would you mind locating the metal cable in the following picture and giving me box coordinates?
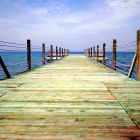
[116,40,137,46]
[117,44,136,48]
[116,64,130,70]
[132,69,137,73]
[0,41,27,45]
[105,64,112,67]
[105,61,112,64]
[0,45,26,48]
[106,46,113,49]
[6,61,27,67]
[31,62,42,65]
[31,62,42,67]
[32,59,42,62]
[131,74,137,77]
[31,45,41,48]
[116,68,128,75]
[11,69,27,76]
[31,61,42,65]
[31,50,42,52]
[0,49,26,52]
[117,49,136,52]
[115,62,131,67]
[7,63,27,70]
[106,61,112,64]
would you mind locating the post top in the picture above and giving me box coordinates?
[137,29,140,34]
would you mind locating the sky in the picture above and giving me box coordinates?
[0,0,140,52]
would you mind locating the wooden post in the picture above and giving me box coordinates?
[0,56,11,78]
[93,46,95,60]
[42,43,45,64]
[128,52,136,78]
[50,45,53,62]
[91,47,92,59]
[112,39,116,70]
[56,46,58,60]
[103,43,105,65]
[27,39,31,70]
[64,49,65,57]
[89,48,90,58]
[59,47,61,58]
[137,29,140,80]
[97,45,99,61]
[62,48,63,58]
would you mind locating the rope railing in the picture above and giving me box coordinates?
[84,29,140,81]
[6,61,27,67]
[0,48,26,51]
[0,39,70,80]
[7,63,27,70]
[0,40,27,45]
[115,40,137,46]
[116,68,128,75]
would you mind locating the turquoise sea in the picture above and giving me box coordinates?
[0,51,137,80]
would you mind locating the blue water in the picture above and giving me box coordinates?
[105,52,136,80]
[0,51,137,80]
[0,51,47,80]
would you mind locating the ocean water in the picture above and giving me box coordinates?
[0,51,137,80]
[0,51,46,80]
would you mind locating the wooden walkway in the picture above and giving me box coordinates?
[0,54,140,140]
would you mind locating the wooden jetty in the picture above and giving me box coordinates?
[0,54,140,139]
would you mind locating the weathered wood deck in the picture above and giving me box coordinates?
[0,54,140,140]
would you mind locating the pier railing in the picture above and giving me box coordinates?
[0,39,69,80]
[85,29,140,81]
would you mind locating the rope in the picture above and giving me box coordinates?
[6,61,27,67]
[0,49,26,51]
[32,59,42,62]
[0,41,27,45]
[117,44,136,48]
[31,50,42,52]
[115,40,137,46]
[115,61,131,67]
[0,45,26,48]
[105,64,112,68]
[7,63,27,70]
[0,75,6,77]
[117,49,136,52]
[11,69,27,76]
[131,74,137,77]
[105,61,112,64]
[116,68,128,75]
[116,64,130,70]
[106,46,113,49]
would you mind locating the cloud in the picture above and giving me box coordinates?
[107,0,140,20]
[0,0,139,51]
[88,32,97,34]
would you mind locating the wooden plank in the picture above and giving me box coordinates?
[0,54,140,139]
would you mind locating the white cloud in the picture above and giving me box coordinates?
[88,32,97,34]
[107,0,140,20]
[0,0,139,51]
